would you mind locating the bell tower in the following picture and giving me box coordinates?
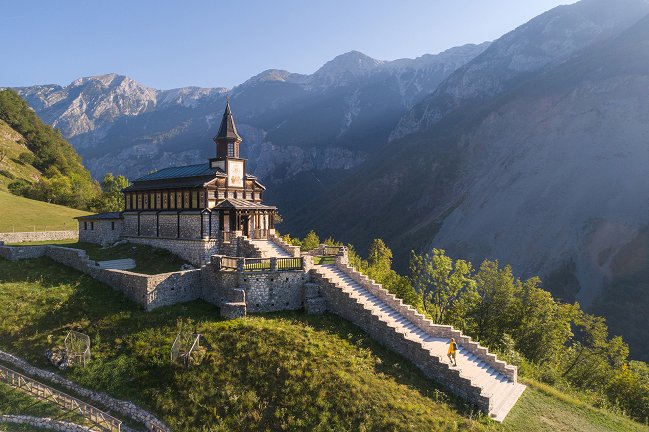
[209,99,246,189]
[213,98,242,158]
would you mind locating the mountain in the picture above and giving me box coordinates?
[390,0,649,140]
[287,0,649,359]
[14,43,489,185]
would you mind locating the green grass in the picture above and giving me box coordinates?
[67,242,189,274]
[503,380,648,432]
[0,257,647,432]
[0,381,88,431]
[0,190,88,233]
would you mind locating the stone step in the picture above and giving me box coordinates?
[313,263,525,421]
[96,258,136,270]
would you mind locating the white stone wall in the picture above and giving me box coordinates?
[0,230,77,243]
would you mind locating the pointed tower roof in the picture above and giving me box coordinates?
[214,98,242,143]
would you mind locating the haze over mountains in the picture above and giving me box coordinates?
[13,0,649,358]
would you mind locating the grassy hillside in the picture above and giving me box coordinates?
[0,190,88,233]
[0,257,646,432]
[0,381,87,432]
[0,90,99,210]
[0,119,41,191]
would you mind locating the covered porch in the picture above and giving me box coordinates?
[208,198,277,240]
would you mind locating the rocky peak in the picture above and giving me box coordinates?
[390,0,649,141]
[310,51,384,88]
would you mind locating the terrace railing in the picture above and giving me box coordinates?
[243,258,272,271]
[211,256,304,273]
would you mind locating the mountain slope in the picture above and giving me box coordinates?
[288,3,649,360]
[15,43,489,184]
[391,0,649,140]
[0,90,99,209]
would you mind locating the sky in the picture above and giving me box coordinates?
[1,0,577,90]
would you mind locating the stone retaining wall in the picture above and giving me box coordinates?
[0,415,94,432]
[0,244,201,311]
[0,230,77,243]
[0,350,168,432]
[334,256,517,381]
[124,236,219,266]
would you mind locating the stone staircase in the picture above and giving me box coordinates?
[96,258,136,270]
[312,263,525,422]
[250,239,292,258]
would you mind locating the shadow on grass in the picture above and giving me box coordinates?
[0,257,488,429]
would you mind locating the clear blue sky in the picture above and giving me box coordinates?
[1,0,576,90]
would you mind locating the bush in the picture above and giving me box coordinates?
[17,152,35,165]
[0,169,15,179]
[8,179,31,196]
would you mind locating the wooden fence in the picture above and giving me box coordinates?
[0,364,122,431]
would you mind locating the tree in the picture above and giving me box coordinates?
[366,239,421,309]
[465,260,517,350]
[17,152,35,165]
[92,173,130,212]
[302,230,320,251]
[409,249,476,326]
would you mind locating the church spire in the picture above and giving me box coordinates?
[214,98,242,144]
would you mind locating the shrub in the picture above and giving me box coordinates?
[17,152,35,165]
[0,169,15,179]
[8,179,31,196]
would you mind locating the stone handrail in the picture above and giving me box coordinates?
[334,256,517,381]
[269,234,301,257]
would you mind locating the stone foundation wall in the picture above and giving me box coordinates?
[179,213,202,239]
[240,271,307,312]
[139,212,157,237]
[78,220,122,246]
[0,230,77,243]
[123,213,139,236]
[158,213,178,238]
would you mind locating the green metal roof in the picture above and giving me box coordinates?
[133,163,220,182]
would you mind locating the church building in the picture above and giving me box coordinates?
[78,101,279,263]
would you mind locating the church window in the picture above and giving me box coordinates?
[111,221,115,230]
[143,194,149,209]
[184,192,190,208]
[228,142,234,157]
[137,194,142,209]
[90,222,94,231]
[163,193,168,209]
[192,191,198,208]
[234,191,238,199]
[177,192,183,209]
[199,191,205,208]
[84,222,87,230]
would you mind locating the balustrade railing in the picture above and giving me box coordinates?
[243,258,272,271]
[212,255,304,272]
[276,257,302,270]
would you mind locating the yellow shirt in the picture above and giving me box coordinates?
[448,342,456,355]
